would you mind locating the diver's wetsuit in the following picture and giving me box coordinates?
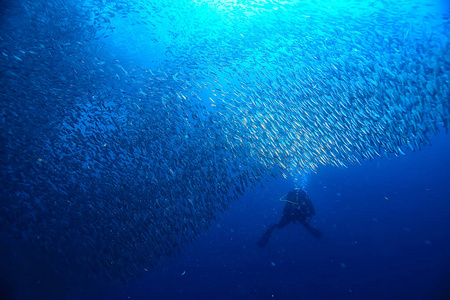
[257,188,323,248]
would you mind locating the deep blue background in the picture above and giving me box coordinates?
[73,133,449,300]
[1,1,449,299]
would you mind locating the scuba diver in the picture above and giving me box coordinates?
[257,188,323,248]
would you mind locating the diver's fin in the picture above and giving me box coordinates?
[303,223,323,239]
[257,226,275,248]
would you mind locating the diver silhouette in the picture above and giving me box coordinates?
[257,188,323,248]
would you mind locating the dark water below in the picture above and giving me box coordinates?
[71,133,450,300]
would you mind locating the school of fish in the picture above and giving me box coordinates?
[0,0,449,283]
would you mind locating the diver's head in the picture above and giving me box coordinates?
[294,188,307,198]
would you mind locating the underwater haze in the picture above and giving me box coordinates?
[1,0,449,299]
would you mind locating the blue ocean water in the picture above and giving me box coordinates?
[1,0,450,299]
[84,133,450,300]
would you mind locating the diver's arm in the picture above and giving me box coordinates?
[305,196,315,216]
